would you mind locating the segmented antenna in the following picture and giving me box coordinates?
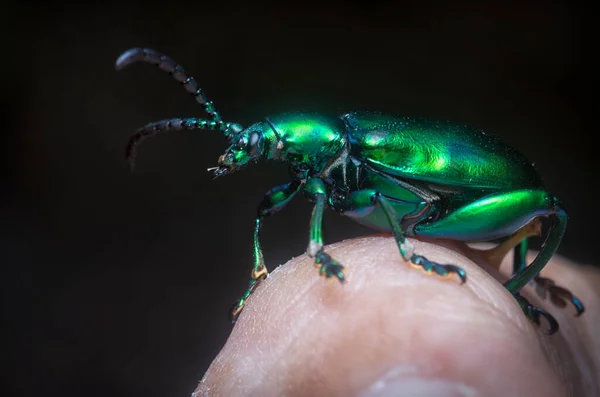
[125,118,242,170]
[116,48,243,169]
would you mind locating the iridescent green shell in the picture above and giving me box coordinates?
[343,112,542,190]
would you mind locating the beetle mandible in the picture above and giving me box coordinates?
[116,48,584,334]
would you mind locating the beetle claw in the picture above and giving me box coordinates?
[513,292,559,334]
[534,276,585,316]
[410,254,467,284]
[315,251,345,283]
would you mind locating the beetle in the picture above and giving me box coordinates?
[116,47,584,334]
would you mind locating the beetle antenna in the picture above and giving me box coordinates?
[116,48,236,136]
[125,118,242,170]
[117,48,245,170]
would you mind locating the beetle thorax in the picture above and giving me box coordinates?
[265,113,347,171]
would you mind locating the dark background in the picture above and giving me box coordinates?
[3,2,594,397]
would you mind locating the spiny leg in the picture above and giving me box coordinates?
[376,194,466,283]
[230,181,302,322]
[305,178,345,281]
[514,239,584,317]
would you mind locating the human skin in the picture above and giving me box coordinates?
[195,236,600,397]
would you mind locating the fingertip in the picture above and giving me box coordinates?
[199,237,582,396]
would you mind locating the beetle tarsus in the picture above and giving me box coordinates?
[410,254,467,284]
[229,301,243,324]
[534,276,585,316]
[229,277,264,324]
[315,251,345,282]
[513,292,559,334]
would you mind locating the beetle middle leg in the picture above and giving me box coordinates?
[230,180,302,322]
[333,187,467,283]
[375,194,467,283]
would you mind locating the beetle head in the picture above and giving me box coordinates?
[213,122,276,178]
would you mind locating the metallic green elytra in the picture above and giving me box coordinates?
[116,48,584,334]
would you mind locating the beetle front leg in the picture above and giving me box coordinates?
[305,178,345,282]
[230,180,302,322]
[375,194,467,284]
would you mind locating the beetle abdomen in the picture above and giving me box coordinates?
[343,112,542,190]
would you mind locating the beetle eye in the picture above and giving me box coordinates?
[249,132,260,147]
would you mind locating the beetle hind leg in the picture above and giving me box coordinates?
[533,276,585,316]
[514,292,559,334]
[513,239,585,317]
[503,201,582,333]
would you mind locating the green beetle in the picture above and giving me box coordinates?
[117,48,584,334]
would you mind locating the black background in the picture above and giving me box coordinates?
[3,2,594,397]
